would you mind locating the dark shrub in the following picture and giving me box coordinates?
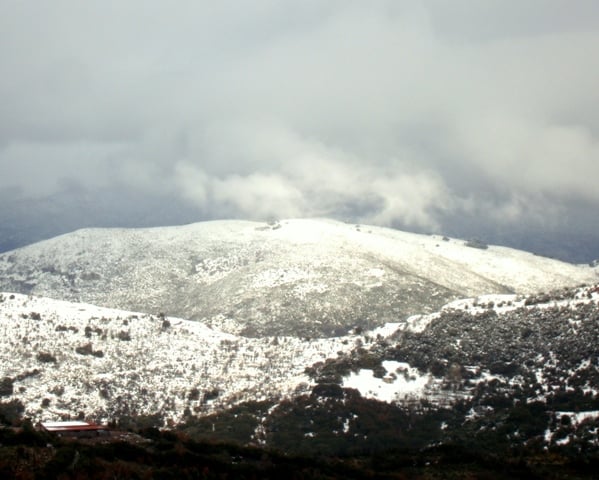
[75,343,94,355]
[465,238,488,249]
[311,383,344,398]
[0,399,24,424]
[37,352,57,363]
[0,377,13,397]
[118,330,131,341]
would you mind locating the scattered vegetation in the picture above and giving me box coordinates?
[36,352,57,364]
[0,405,597,479]
[0,377,13,397]
[0,402,24,427]
[0,279,597,477]
[117,330,132,341]
[74,343,104,357]
[465,238,489,249]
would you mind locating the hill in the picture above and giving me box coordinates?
[0,219,596,337]
[1,284,598,451]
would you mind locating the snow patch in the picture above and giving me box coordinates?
[342,360,430,403]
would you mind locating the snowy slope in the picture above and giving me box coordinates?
[1,284,598,435]
[333,284,599,407]
[0,219,596,337]
[0,293,357,424]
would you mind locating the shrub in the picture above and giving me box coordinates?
[0,377,13,397]
[50,385,65,396]
[0,399,24,425]
[203,388,220,402]
[465,238,488,250]
[117,330,131,341]
[75,343,94,355]
[37,352,57,363]
[76,343,103,357]
[311,383,344,398]
[188,388,200,401]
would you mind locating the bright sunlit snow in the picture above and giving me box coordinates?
[343,361,430,403]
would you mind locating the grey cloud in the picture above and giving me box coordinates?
[1,1,598,258]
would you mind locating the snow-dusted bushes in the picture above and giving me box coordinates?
[36,352,57,364]
[465,238,488,250]
[75,343,104,357]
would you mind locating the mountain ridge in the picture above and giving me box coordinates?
[0,218,596,337]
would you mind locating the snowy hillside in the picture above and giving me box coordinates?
[1,284,597,452]
[0,293,356,424]
[262,284,599,453]
[0,219,596,337]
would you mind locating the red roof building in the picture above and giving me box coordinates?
[39,421,107,437]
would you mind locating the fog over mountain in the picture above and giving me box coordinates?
[1,1,599,262]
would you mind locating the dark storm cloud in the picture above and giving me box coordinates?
[1,0,599,237]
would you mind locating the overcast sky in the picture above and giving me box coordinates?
[1,1,598,256]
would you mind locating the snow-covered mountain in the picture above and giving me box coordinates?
[0,219,596,337]
[1,219,598,461]
[1,284,598,452]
